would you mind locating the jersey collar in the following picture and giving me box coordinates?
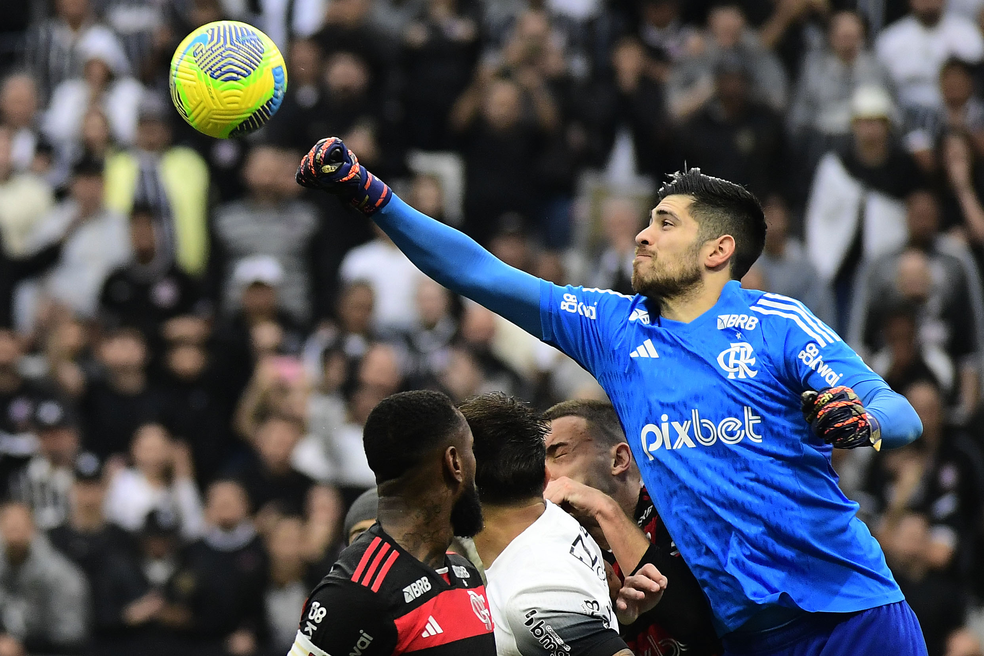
[654,280,742,332]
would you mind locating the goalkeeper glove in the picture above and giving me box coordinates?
[800,386,882,451]
[295,137,392,216]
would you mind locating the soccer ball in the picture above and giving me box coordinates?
[169,21,288,139]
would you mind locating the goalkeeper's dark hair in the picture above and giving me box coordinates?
[657,168,766,279]
[542,400,626,450]
[458,393,548,506]
[363,390,465,485]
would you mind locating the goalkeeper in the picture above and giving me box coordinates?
[297,138,926,656]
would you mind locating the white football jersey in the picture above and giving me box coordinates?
[485,501,622,656]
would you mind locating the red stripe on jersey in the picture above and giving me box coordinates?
[370,551,400,592]
[394,586,494,653]
[351,537,382,583]
[360,543,392,587]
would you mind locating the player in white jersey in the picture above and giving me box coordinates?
[459,393,666,656]
[487,501,618,656]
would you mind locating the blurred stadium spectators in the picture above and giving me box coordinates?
[0,1,983,655]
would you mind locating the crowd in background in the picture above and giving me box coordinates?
[0,0,983,655]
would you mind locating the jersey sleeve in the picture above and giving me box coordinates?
[292,579,398,656]
[539,283,634,376]
[754,293,882,394]
[503,588,627,656]
[753,293,921,448]
[373,195,543,336]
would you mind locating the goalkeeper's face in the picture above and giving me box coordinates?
[632,195,705,300]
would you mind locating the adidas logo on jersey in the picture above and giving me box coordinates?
[421,617,443,638]
[630,339,659,359]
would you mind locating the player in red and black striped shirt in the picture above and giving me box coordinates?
[290,391,495,656]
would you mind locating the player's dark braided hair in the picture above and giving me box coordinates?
[657,167,766,280]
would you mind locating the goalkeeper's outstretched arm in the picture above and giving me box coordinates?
[296,137,545,337]
[373,194,545,338]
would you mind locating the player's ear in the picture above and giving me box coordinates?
[611,443,633,476]
[444,445,465,485]
[705,234,736,270]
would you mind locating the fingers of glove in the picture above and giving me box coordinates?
[818,386,860,407]
[826,385,859,400]
[314,138,347,174]
[815,399,863,424]
[337,150,362,183]
[817,412,869,446]
[811,386,862,422]
[296,150,321,187]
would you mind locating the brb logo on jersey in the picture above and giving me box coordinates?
[717,314,759,330]
[403,576,432,603]
[717,342,758,379]
[640,407,763,459]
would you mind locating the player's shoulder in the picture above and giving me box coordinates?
[523,501,590,547]
[321,525,427,606]
[550,284,647,322]
[445,552,485,588]
[492,503,606,586]
[741,290,843,348]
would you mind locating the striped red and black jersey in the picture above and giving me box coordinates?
[289,523,496,656]
[606,487,722,656]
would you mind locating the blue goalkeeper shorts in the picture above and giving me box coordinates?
[721,601,928,656]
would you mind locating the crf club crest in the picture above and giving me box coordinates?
[469,590,493,630]
[629,623,687,656]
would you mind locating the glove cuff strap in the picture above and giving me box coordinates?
[349,172,392,216]
[866,413,882,452]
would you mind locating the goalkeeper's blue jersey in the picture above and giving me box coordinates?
[539,280,904,634]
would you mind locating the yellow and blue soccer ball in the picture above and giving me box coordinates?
[169,21,288,139]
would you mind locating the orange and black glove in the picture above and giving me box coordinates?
[801,386,882,450]
[295,136,391,215]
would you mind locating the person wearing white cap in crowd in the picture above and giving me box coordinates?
[233,254,287,327]
[804,84,924,329]
[234,253,285,290]
[42,28,145,150]
[211,144,329,326]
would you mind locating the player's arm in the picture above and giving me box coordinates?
[544,477,652,576]
[758,294,922,450]
[295,137,543,336]
[291,581,398,656]
[296,138,629,374]
[507,588,629,656]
